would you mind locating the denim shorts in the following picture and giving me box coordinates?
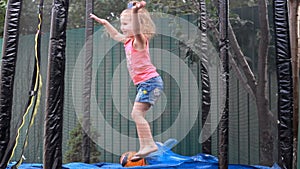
[135,76,164,105]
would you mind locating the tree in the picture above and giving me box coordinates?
[67,0,128,29]
[289,1,300,168]
[64,122,101,163]
[1,0,52,36]
[213,0,275,166]
[0,0,7,38]
[0,0,127,35]
[159,0,276,166]
[256,0,273,165]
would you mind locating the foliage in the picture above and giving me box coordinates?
[229,0,257,8]
[156,1,275,165]
[67,0,196,29]
[68,0,127,29]
[0,0,272,37]
[64,122,101,163]
[0,0,51,36]
[0,0,7,37]
[147,0,196,15]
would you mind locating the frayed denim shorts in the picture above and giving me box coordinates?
[135,76,164,105]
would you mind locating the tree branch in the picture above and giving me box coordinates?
[228,23,257,94]
[229,54,256,98]
[207,19,257,95]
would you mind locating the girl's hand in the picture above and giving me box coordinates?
[132,1,146,12]
[89,13,107,25]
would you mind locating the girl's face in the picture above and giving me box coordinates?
[120,15,134,37]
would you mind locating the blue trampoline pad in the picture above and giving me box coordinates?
[7,140,280,169]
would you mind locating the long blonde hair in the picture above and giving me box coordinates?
[121,4,156,39]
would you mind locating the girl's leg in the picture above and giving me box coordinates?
[131,102,158,160]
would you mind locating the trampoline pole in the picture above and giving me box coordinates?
[273,0,294,168]
[195,0,212,155]
[218,0,229,168]
[43,0,69,169]
[0,0,22,168]
[82,0,94,163]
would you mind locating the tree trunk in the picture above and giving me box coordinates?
[257,0,274,166]
[208,0,276,166]
[289,1,300,168]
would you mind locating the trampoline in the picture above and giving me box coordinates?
[6,140,280,169]
[0,0,297,169]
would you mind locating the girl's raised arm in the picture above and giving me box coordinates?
[132,1,147,50]
[90,13,126,43]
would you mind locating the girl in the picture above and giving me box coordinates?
[90,1,163,161]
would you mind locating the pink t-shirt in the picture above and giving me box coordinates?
[124,39,159,85]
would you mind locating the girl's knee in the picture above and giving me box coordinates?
[131,111,142,121]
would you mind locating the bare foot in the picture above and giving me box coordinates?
[131,145,158,161]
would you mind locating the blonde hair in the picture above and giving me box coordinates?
[121,6,156,39]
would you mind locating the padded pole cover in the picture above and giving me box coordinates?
[43,0,69,168]
[0,0,22,166]
[273,0,293,168]
[82,0,94,163]
[196,0,212,154]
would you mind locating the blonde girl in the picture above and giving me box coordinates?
[90,1,163,161]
